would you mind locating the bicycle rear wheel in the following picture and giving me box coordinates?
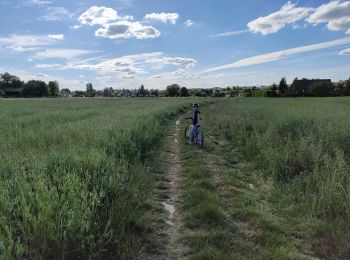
[196,130,204,148]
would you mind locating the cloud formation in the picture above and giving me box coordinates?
[184,19,194,27]
[34,48,94,59]
[79,6,120,26]
[248,1,313,35]
[95,21,160,39]
[40,7,74,21]
[203,37,350,73]
[0,35,57,47]
[48,34,64,40]
[210,29,249,37]
[307,1,350,34]
[144,12,179,24]
[64,52,197,80]
[340,48,350,55]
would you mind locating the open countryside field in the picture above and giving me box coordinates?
[0,98,204,258]
[0,97,349,259]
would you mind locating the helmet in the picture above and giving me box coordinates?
[192,103,199,108]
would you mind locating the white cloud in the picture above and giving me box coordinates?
[203,37,350,73]
[79,6,121,26]
[64,52,197,80]
[210,29,249,37]
[248,1,313,35]
[40,7,74,21]
[184,19,194,27]
[36,63,61,69]
[34,73,49,77]
[144,12,179,24]
[6,46,39,52]
[48,34,64,40]
[146,57,197,69]
[24,0,50,6]
[340,48,350,55]
[307,1,350,34]
[34,49,94,59]
[0,35,58,48]
[95,21,160,39]
[69,25,82,30]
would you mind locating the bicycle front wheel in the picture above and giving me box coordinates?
[184,126,192,140]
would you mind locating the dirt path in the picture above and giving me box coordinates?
[154,117,185,260]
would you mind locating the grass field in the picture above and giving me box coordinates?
[1,97,349,259]
[201,97,350,259]
[0,98,200,259]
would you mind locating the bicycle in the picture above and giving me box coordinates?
[184,117,204,148]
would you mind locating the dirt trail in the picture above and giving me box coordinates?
[154,117,185,260]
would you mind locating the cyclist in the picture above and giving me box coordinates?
[186,103,201,144]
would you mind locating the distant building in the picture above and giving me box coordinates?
[3,88,21,97]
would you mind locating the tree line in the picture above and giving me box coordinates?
[1,72,349,98]
[0,73,59,97]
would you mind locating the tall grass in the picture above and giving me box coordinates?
[205,97,350,257]
[0,98,193,259]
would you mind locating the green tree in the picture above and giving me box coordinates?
[266,84,278,97]
[180,86,189,97]
[0,72,23,90]
[86,83,96,97]
[22,80,49,97]
[48,81,59,96]
[137,84,146,97]
[150,89,159,97]
[278,77,288,97]
[309,82,334,97]
[344,78,350,96]
[165,84,180,97]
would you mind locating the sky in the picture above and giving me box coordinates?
[0,0,350,90]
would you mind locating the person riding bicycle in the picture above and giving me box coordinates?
[186,103,201,144]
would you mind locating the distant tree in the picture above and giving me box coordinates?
[0,89,4,97]
[165,84,180,97]
[137,84,146,97]
[86,83,93,92]
[214,89,225,97]
[266,84,278,97]
[344,78,350,96]
[0,72,23,90]
[180,86,189,97]
[289,77,303,96]
[102,87,114,97]
[278,77,288,97]
[48,81,59,96]
[309,82,334,97]
[60,88,71,97]
[150,89,159,97]
[86,83,96,97]
[73,91,85,97]
[22,80,49,97]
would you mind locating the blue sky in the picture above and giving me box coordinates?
[0,0,349,90]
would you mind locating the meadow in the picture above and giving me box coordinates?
[203,97,350,258]
[0,98,197,259]
[1,97,349,259]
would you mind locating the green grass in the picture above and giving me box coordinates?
[203,97,350,259]
[0,97,200,259]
